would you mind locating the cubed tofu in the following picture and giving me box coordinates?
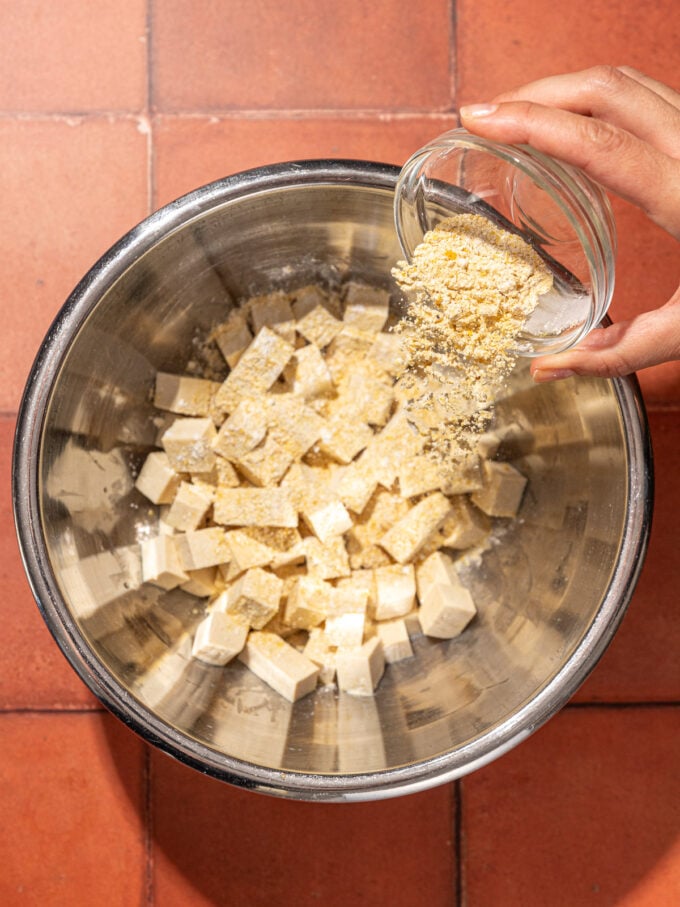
[317,417,373,464]
[379,492,452,564]
[164,481,213,532]
[214,309,253,368]
[335,569,377,617]
[295,303,344,348]
[284,343,334,399]
[283,575,332,630]
[154,372,220,416]
[212,398,268,461]
[303,628,337,684]
[223,529,276,578]
[175,527,230,570]
[300,494,353,544]
[367,331,407,377]
[418,582,477,639]
[266,394,326,459]
[375,618,414,663]
[374,563,416,620]
[334,459,379,514]
[398,453,483,499]
[249,291,296,344]
[135,451,183,505]
[239,631,320,702]
[140,535,188,590]
[335,637,385,696]
[414,550,459,600]
[224,567,282,629]
[325,611,365,648]
[161,417,217,473]
[437,498,491,549]
[471,460,528,518]
[342,282,390,333]
[235,433,294,487]
[214,326,295,412]
[241,526,304,568]
[181,567,219,598]
[214,487,298,528]
[191,611,248,665]
[303,535,350,580]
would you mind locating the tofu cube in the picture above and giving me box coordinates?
[324,326,376,382]
[191,612,248,666]
[212,398,268,461]
[295,303,343,348]
[334,459,378,514]
[284,343,334,399]
[214,326,295,412]
[181,567,219,598]
[225,567,282,629]
[303,628,337,684]
[214,487,298,528]
[283,575,332,630]
[235,433,294,487]
[367,331,407,377]
[249,291,296,344]
[415,550,459,600]
[471,460,528,518]
[437,499,491,549]
[266,395,326,459]
[375,618,414,663]
[335,569,376,617]
[301,495,353,544]
[335,637,385,697]
[141,535,188,590]
[379,492,452,564]
[241,527,304,569]
[224,529,276,577]
[318,418,373,464]
[214,309,253,368]
[374,564,416,620]
[239,631,320,702]
[418,582,477,639]
[325,611,365,648]
[175,527,230,570]
[164,481,213,531]
[135,451,183,505]
[342,282,390,333]
[161,417,217,473]
[303,535,350,580]
[154,372,220,417]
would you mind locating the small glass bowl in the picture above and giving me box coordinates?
[394,128,617,356]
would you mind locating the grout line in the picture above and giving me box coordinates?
[0,108,460,122]
[143,745,155,906]
[0,705,106,715]
[450,0,459,118]
[454,780,464,907]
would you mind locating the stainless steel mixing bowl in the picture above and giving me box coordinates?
[13,161,652,801]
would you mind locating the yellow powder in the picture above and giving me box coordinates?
[391,213,553,455]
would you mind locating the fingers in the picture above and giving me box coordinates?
[459,100,680,236]
[487,65,680,158]
[530,287,680,380]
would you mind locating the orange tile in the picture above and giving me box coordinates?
[608,200,680,405]
[151,751,455,906]
[463,707,680,906]
[0,117,149,413]
[0,0,147,112]
[152,113,457,207]
[1,416,98,709]
[457,0,680,104]
[0,711,147,905]
[151,0,452,111]
[575,410,680,702]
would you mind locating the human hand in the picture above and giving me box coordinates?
[459,65,680,381]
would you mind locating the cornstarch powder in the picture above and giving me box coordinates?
[391,213,554,455]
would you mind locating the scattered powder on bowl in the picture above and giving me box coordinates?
[391,213,554,456]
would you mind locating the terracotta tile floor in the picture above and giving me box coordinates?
[2,2,679,904]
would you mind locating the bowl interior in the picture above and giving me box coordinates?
[25,166,646,798]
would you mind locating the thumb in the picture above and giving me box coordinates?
[530,287,680,381]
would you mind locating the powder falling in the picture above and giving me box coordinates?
[391,214,554,456]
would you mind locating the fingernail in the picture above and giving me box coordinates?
[532,368,577,383]
[459,103,498,118]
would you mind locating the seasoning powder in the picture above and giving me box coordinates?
[391,214,553,456]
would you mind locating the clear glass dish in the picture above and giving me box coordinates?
[394,128,617,356]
